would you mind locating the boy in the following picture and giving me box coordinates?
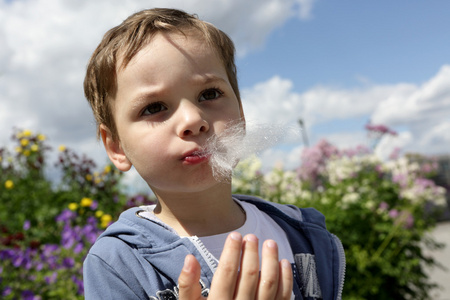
[83,8,345,300]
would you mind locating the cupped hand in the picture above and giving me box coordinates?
[177,232,293,299]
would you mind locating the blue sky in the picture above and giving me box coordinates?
[239,1,450,89]
[1,0,449,190]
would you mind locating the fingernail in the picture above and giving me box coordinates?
[244,234,258,243]
[183,255,192,272]
[266,240,277,248]
[229,232,241,241]
[282,259,291,269]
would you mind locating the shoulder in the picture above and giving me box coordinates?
[233,194,326,229]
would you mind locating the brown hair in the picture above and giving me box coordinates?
[84,8,241,141]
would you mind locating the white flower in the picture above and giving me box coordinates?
[341,192,360,209]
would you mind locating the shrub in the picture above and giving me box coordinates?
[0,129,133,298]
[233,141,447,300]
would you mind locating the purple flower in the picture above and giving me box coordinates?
[61,226,76,249]
[45,272,58,284]
[392,173,408,188]
[35,262,44,271]
[12,252,24,267]
[389,147,401,160]
[85,231,99,244]
[73,243,84,254]
[42,244,59,257]
[63,257,75,268]
[404,214,414,229]
[23,220,31,231]
[379,202,389,211]
[82,224,95,235]
[414,178,435,192]
[389,209,399,218]
[56,209,76,223]
[2,286,12,296]
[72,275,84,295]
[365,123,397,136]
[21,290,37,300]
[87,216,97,225]
[297,139,340,185]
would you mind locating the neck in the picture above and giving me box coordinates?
[151,182,245,237]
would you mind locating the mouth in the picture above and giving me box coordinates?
[181,149,211,164]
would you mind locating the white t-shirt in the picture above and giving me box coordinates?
[199,200,295,265]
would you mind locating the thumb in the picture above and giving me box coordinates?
[178,255,204,300]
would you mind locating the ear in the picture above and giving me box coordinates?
[100,124,132,172]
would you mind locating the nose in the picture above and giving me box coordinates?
[176,101,209,138]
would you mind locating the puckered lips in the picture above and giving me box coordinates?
[181,148,211,165]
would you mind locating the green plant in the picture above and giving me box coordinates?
[232,141,447,300]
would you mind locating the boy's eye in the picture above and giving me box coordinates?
[199,88,223,101]
[142,102,167,115]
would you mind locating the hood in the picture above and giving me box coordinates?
[98,206,180,249]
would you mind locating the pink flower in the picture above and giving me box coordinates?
[389,209,399,218]
[379,202,389,211]
[404,213,414,229]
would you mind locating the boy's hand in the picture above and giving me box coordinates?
[178,232,293,299]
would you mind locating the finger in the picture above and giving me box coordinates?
[234,234,260,299]
[208,232,243,298]
[178,255,203,300]
[257,240,279,300]
[275,259,293,300]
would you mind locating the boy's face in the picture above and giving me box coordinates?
[102,31,243,195]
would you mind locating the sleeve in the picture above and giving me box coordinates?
[83,253,143,300]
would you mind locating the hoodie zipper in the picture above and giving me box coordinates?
[332,234,346,300]
[187,236,219,273]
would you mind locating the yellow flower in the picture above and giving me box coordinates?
[94,177,102,184]
[20,139,29,147]
[101,214,113,228]
[95,210,104,218]
[0,156,2,162]
[23,150,31,157]
[68,203,78,211]
[22,130,32,137]
[30,144,39,152]
[5,180,14,189]
[58,145,66,152]
[15,146,22,153]
[80,197,93,207]
[104,165,112,174]
[37,134,46,141]
[85,174,93,181]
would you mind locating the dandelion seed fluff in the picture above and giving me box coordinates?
[204,120,300,181]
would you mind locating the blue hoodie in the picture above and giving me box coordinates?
[83,195,345,299]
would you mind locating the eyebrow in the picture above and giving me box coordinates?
[194,73,228,86]
[130,90,160,110]
[130,73,229,109]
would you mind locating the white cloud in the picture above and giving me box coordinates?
[295,0,317,19]
[258,144,304,172]
[374,131,413,160]
[241,75,400,135]
[241,65,450,168]
[242,76,303,126]
[372,65,450,128]
[321,131,369,150]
